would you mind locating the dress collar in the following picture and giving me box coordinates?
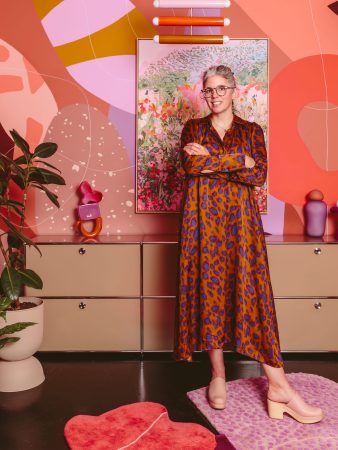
[203,113,246,128]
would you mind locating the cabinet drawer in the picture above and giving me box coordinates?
[143,298,176,351]
[143,244,178,296]
[267,244,337,296]
[26,244,140,297]
[39,298,140,351]
[275,298,338,351]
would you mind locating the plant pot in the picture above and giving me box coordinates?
[0,297,45,392]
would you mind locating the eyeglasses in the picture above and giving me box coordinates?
[200,85,235,98]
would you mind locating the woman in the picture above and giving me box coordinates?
[174,65,322,423]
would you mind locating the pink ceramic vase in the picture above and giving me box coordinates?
[304,201,327,237]
[304,190,327,237]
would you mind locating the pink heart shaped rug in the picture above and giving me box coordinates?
[64,401,232,449]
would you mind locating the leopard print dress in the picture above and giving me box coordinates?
[174,114,283,368]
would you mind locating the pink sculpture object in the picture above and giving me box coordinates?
[78,181,103,204]
[76,181,103,238]
[78,203,101,221]
[304,190,327,237]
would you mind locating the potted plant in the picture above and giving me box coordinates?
[0,129,65,391]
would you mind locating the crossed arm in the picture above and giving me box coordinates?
[180,120,267,188]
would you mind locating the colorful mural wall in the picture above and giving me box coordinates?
[0,0,337,236]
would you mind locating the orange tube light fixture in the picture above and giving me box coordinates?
[153,16,230,26]
[153,35,229,44]
[153,0,231,7]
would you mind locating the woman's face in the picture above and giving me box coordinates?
[203,75,235,115]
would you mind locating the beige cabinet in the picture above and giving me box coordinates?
[267,243,337,297]
[26,243,140,297]
[40,298,140,351]
[141,236,338,353]
[143,298,176,351]
[267,238,338,352]
[25,235,338,353]
[142,239,177,351]
[25,236,142,351]
[143,243,178,296]
[275,298,338,351]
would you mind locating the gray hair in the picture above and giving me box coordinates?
[202,65,236,88]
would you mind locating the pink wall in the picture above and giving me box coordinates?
[0,0,337,236]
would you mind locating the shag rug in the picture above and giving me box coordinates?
[187,372,338,450]
[64,401,233,449]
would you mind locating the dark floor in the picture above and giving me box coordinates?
[0,352,337,450]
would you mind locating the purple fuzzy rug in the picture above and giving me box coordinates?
[187,373,338,450]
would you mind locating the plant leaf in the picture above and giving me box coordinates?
[0,267,22,301]
[0,157,6,172]
[7,231,22,249]
[11,174,25,189]
[17,269,43,290]
[28,167,65,185]
[33,142,57,158]
[0,216,42,256]
[0,337,20,349]
[1,199,25,218]
[9,251,24,268]
[14,155,29,165]
[35,160,61,173]
[9,129,31,158]
[0,179,8,196]
[0,297,12,312]
[2,199,24,208]
[0,157,9,194]
[31,183,60,208]
[0,152,26,176]
[0,321,36,337]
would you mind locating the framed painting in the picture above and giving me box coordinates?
[136,38,269,213]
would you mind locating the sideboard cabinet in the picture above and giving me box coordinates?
[26,236,141,351]
[25,235,338,353]
[266,236,338,351]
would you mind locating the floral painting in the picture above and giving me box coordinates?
[136,39,269,213]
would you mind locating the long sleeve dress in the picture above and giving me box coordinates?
[174,114,284,368]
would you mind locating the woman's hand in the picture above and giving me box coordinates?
[184,143,210,156]
[184,143,213,173]
[245,155,255,168]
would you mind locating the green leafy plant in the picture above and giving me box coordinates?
[0,129,65,349]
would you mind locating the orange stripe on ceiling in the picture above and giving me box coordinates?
[155,16,226,26]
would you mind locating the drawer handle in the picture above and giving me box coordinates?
[313,247,321,255]
[79,247,86,255]
[314,302,322,310]
[79,302,86,310]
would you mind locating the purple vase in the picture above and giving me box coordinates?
[330,204,338,240]
[304,200,327,237]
